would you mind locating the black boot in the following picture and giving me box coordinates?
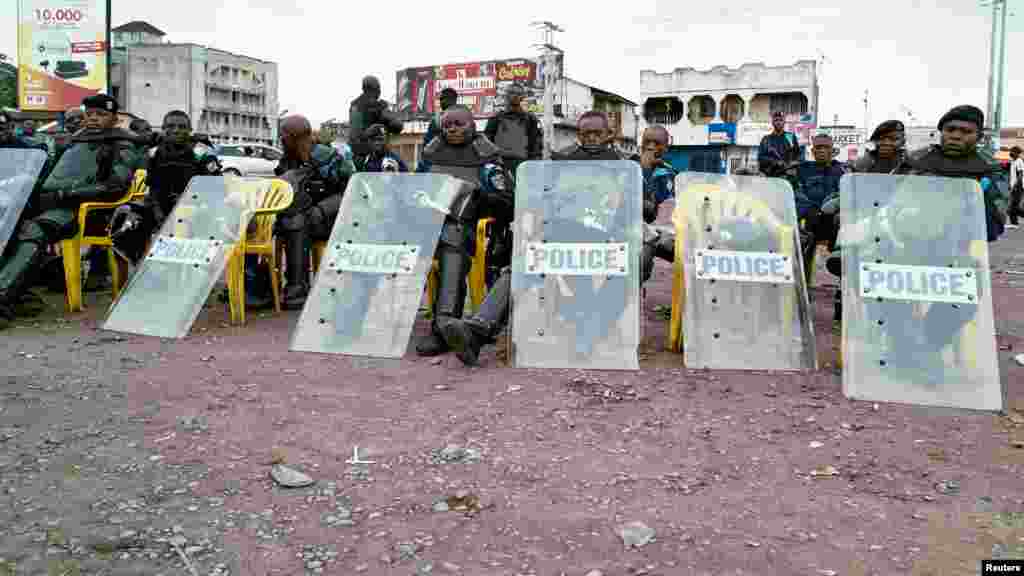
[244,254,273,310]
[0,234,47,328]
[443,269,510,365]
[654,232,675,262]
[417,245,470,356]
[83,247,110,292]
[0,301,14,330]
[282,229,310,310]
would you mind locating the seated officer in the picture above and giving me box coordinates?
[796,133,844,320]
[362,124,409,173]
[442,110,635,366]
[109,110,222,264]
[839,105,1005,381]
[246,114,355,310]
[634,124,678,282]
[0,94,140,329]
[415,105,511,356]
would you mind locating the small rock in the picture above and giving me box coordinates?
[354,564,368,572]
[935,480,961,495]
[1014,353,1024,367]
[442,562,462,572]
[432,501,450,513]
[584,571,604,576]
[809,441,824,449]
[270,465,315,488]
[745,541,761,548]
[618,521,655,548]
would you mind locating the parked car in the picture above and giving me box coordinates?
[214,143,283,176]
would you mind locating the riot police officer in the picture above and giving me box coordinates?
[362,124,409,173]
[349,76,404,169]
[246,114,355,310]
[109,110,222,264]
[0,94,141,329]
[635,125,678,283]
[443,110,632,365]
[484,83,543,178]
[415,105,510,357]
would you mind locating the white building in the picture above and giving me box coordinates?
[639,60,819,173]
[389,75,638,168]
[109,21,280,146]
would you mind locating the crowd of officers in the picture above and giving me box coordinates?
[0,82,1012,369]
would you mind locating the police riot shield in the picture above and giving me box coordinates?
[290,173,461,357]
[510,160,643,370]
[0,148,48,255]
[675,173,816,370]
[103,176,271,339]
[840,174,1002,411]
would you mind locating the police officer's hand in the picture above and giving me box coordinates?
[821,195,840,215]
[109,204,141,234]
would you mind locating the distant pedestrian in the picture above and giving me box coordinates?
[1008,146,1024,228]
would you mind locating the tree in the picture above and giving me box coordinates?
[0,63,16,109]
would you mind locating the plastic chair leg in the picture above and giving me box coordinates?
[226,248,243,325]
[61,238,83,312]
[269,251,281,314]
[426,259,439,310]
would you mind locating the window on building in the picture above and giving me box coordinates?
[643,97,684,125]
[720,95,745,124]
[688,96,716,126]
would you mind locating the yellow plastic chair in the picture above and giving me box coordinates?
[61,169,148,312]
[667,184,796,354]
[425,217,493,313]
[225,178,294,325]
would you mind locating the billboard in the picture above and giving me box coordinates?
[17,0,110,111]
[396,55,563,120]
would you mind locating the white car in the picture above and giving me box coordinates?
[214,143,283,177]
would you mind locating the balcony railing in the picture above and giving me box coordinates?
[205,78,266,94]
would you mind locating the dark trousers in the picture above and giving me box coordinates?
[1010,183,1023,225]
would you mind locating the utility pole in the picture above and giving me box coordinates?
[985,0,1001,136]
[531,21,563,160]
[994,0,1010,137]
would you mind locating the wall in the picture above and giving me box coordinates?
[124,45,194,127]
[639,60,818,147]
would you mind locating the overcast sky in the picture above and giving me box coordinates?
[2,0,1020,131]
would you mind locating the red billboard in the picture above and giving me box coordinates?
[396,57,555,120]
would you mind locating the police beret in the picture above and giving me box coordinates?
[938,105,983,131]
[81,93,118,113]
[869,120,905,141]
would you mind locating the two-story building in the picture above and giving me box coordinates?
[639,60,819,174]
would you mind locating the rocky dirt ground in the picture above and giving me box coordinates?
[1,221,1023,576]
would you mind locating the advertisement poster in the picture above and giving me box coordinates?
[396,56,561,120]
[17,0,109,111]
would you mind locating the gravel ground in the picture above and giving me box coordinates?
[1,213,1022,576]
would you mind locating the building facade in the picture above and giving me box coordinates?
[639,60,819,174]
[109,22,279,146]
